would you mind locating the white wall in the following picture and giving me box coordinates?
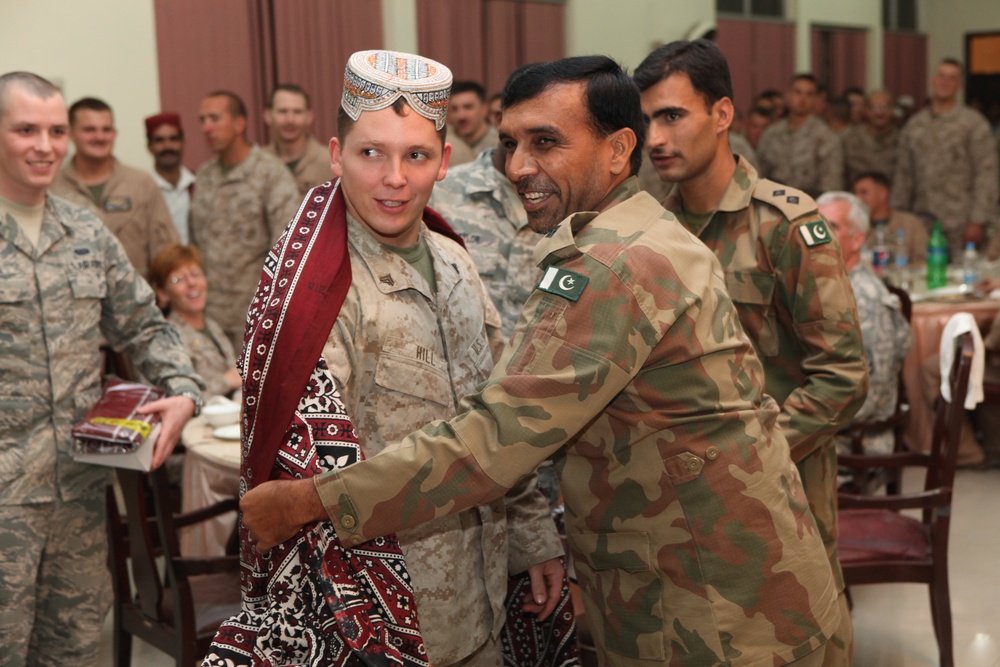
[0,0,162,169]
[925,0,1000,102]
[566,0,714,70]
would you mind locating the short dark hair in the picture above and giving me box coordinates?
[0,72,62,117]
[852,171,891,191]
[790,73,818,89]
[269,83,311,109]
[336,97,447,146]
[502,55,646,176]
[68,97,112,125]
[633,39,734,108]
[205,90,247,119]
[451,80,486,102]
[939,57,964,74]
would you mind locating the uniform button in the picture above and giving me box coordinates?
[349,535,363,546]
[688,460,698,470]
[341,514,356,529]
[705,447,720,460]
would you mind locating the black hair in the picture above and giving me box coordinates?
[633,39,734,108]
[269,83,311,109]
[68,97,112,125]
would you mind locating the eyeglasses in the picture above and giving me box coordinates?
[167,269,205,285]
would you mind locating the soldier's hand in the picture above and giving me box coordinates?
[136,395,196,469]
[242,478,324,552]
[964,222,986,246]
[523,557,566,621]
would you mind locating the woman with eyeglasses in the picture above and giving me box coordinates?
[150,244,242,398]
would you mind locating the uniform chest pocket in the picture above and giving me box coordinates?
[68,270,107,300]
[0,279,33,337]
[463,233,501,277]
[724,269,780,357]
[374,337,452,407]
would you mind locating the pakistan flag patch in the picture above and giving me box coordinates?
[799,220,832,247]
[538,266,588,302]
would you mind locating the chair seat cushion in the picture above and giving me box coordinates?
[838,508,931,563]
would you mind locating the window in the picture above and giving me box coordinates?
[717,0,784,19]
[883,0,918,32]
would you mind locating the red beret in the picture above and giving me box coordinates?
[144,112,182,137]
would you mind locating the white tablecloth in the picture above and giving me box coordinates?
[180,416,241,557]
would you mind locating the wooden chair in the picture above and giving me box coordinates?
[106,466,241,667]
[837,283,913,495]
[837,331,973,667]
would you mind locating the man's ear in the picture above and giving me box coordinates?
[608,128,637,176]
[715,97,734,134]
[329,137,343,177]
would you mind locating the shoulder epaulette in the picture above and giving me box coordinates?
[752,178,819,222]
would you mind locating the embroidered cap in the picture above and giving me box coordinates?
[342,50,452,130]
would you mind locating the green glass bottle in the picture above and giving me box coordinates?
[926,221,948,289]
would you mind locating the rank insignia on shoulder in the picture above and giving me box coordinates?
[799,220,832,247]
[538,266,588,302]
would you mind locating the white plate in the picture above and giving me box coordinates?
[213,424,242,441]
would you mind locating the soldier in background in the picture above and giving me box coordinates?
[635,40,868,665]
[841,90,900,188]
[447,80,498,166]
[51,97,178,279]
[852,171,927,266]
[757,73,844,197]
[262,83,333,196]
[0,71,202,667]
[191,90,300,350]
[893,58,999,259]
[241,55,843,666]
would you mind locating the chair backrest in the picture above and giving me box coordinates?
[884,282,912,323]
[926,331,974,497]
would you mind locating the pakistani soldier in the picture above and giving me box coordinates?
[634,40,869,665]
[0,71,203,667]
[240,55,843,666]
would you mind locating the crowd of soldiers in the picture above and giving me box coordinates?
[2,37,999,667]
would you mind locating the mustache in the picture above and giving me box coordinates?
[649,148,680,158]
[156,150,180,158]
[516,176,557,195]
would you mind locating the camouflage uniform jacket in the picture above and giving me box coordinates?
[189,145,300,347]
[757,115,844,196]
[837,263,911,455]
[316,179,841,666]
[51,158,179,279]
[0,194,201,507]
[321,214,562,665]
[840,123,900,186]
[429,148,540,338]
[663,159,868,595]
[263,136,334,197]
[167,310,236,399]
[448,125,499,167]
[891,104,999,243]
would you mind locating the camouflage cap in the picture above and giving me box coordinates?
[342,50,452,130]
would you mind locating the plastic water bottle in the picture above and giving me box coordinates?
[871,224,890,278]
[962,241,980,287]
[926,221,948,289]
[893,228,910,289]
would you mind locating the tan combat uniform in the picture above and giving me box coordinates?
[840,124,899,186]
[189,145,301,349]
[323,214,562,666]
[448,125,499,166]
[316,179,841,666]
[263,136,334,197]
[167,310,236,399]
[757,115,844,196]
[892,104,999,257]
[51,158,178,279]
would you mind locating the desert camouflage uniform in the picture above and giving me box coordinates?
[51,158,179,279]
[263,136,334,197]
[190,145,300,350]
[834,263,911,456]
[840,124,899,187]
[167,310,236,399]
[449,125,499,167]
[758,115,844,196]
[892,105,999,257]
[321,213,562,666]
[0,195,201,666]
[316,179,841,666]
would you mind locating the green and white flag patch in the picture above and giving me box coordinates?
[538,266,588,302]
[799,220,832,247]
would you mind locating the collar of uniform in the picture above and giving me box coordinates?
[345,209,459,299]
[214,144,262,182]
[662,156,756,236]
[3,194,74,257]
[532,177,640,266]
[60,155,124,191]
[151,165,195,192]
[463,148,530,231]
